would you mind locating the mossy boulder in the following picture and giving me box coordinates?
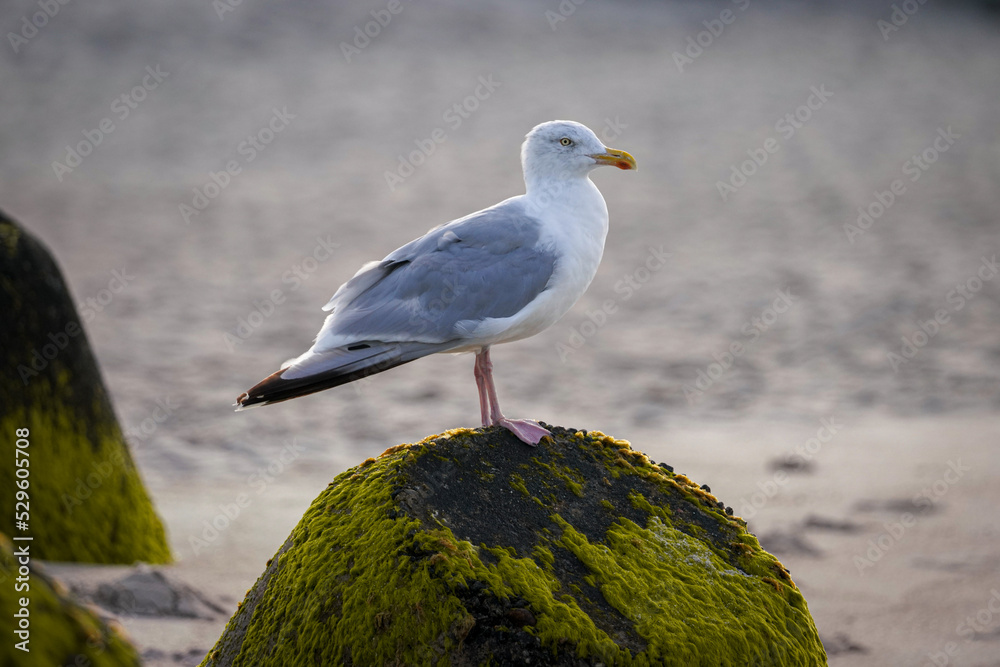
[0,533,141,666]
[0,211,170,564]
[203,426,827,666]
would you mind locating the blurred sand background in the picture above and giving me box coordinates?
[3,0,1000,664]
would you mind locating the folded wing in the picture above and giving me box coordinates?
[236,199,557,408]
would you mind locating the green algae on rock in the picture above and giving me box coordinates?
[0,211,170,564]
[0,533,141,666]
[203,426,827,666]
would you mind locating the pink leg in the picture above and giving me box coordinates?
[474,348,551,446]
[473,351,490,427]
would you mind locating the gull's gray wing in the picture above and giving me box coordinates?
[315,198,557,347]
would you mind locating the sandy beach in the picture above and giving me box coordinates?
[3,0,999,664]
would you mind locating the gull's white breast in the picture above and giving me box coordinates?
[453,177,610,350]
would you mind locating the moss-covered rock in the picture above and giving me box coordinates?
[203,426,827,666]
[0,533,141,666]
[0,211,170,564]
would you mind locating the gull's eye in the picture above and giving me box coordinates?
[559,137,573,146]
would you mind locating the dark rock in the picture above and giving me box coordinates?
[855,497,941,515]
[201,426,827,666]
[0,211,170,564]
[505,607,536,627]
[803,515,863,533]
[78,564,226,619]
[821,632,868,655]
[758,529,825,558]
[0,534,140,665]
[768,455,816,474]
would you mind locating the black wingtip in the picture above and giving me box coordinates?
[235,385,273,410]
[233,341,447,410]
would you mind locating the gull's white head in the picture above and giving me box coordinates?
[521,120,636,190]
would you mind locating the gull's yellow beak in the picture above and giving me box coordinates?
[589,147,637,171]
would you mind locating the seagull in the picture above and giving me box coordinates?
[236,120,636,445]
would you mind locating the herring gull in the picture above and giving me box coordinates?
[236,120,636,445]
